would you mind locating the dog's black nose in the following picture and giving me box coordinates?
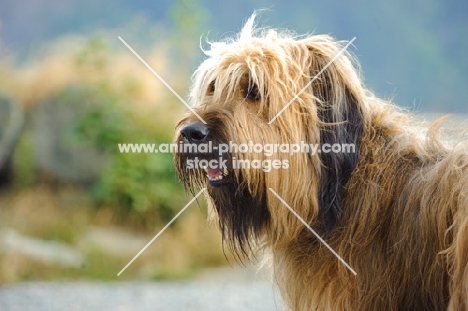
[180,121,209,143]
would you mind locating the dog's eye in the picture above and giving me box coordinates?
[208,80,215,95]
[244,84,261,101]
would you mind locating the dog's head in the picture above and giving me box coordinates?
[174,14,365,257]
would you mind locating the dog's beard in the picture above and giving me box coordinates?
[174,133,271,259]
[207,179,270,259]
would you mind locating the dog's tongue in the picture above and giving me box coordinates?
[207,167,222,178]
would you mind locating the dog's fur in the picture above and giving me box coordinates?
[174,14,468,310]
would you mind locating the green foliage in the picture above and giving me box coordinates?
[71,82,183,224]
[14,133,35,187]
[74,36,109,73]
[93,149,182,221]
[68,84,128,152]
[66,38,184,225]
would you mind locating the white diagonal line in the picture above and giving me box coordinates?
[118,36,206,124]
[117,188,206,276]
[268,37,356,124]
[268,188,357,276]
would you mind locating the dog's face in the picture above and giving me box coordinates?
[174,15,364,257]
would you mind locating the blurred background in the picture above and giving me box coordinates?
[0,0,466,309]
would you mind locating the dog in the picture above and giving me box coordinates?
[174,14,468,310]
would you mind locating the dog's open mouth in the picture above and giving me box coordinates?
[204,166,230,185]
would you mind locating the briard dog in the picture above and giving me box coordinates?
[174,14,468,310]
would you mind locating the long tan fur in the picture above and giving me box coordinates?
[174,14,468,310]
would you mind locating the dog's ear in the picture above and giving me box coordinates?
[317,88,362,232]
[304,37,364,232]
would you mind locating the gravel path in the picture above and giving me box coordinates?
[0,281,283,311]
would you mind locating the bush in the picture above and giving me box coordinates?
[71,81,184,227]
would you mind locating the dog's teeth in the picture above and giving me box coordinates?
[223,168,229,176]
[207,174,224,182]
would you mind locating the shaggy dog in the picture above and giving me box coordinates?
[174,14,468,310]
